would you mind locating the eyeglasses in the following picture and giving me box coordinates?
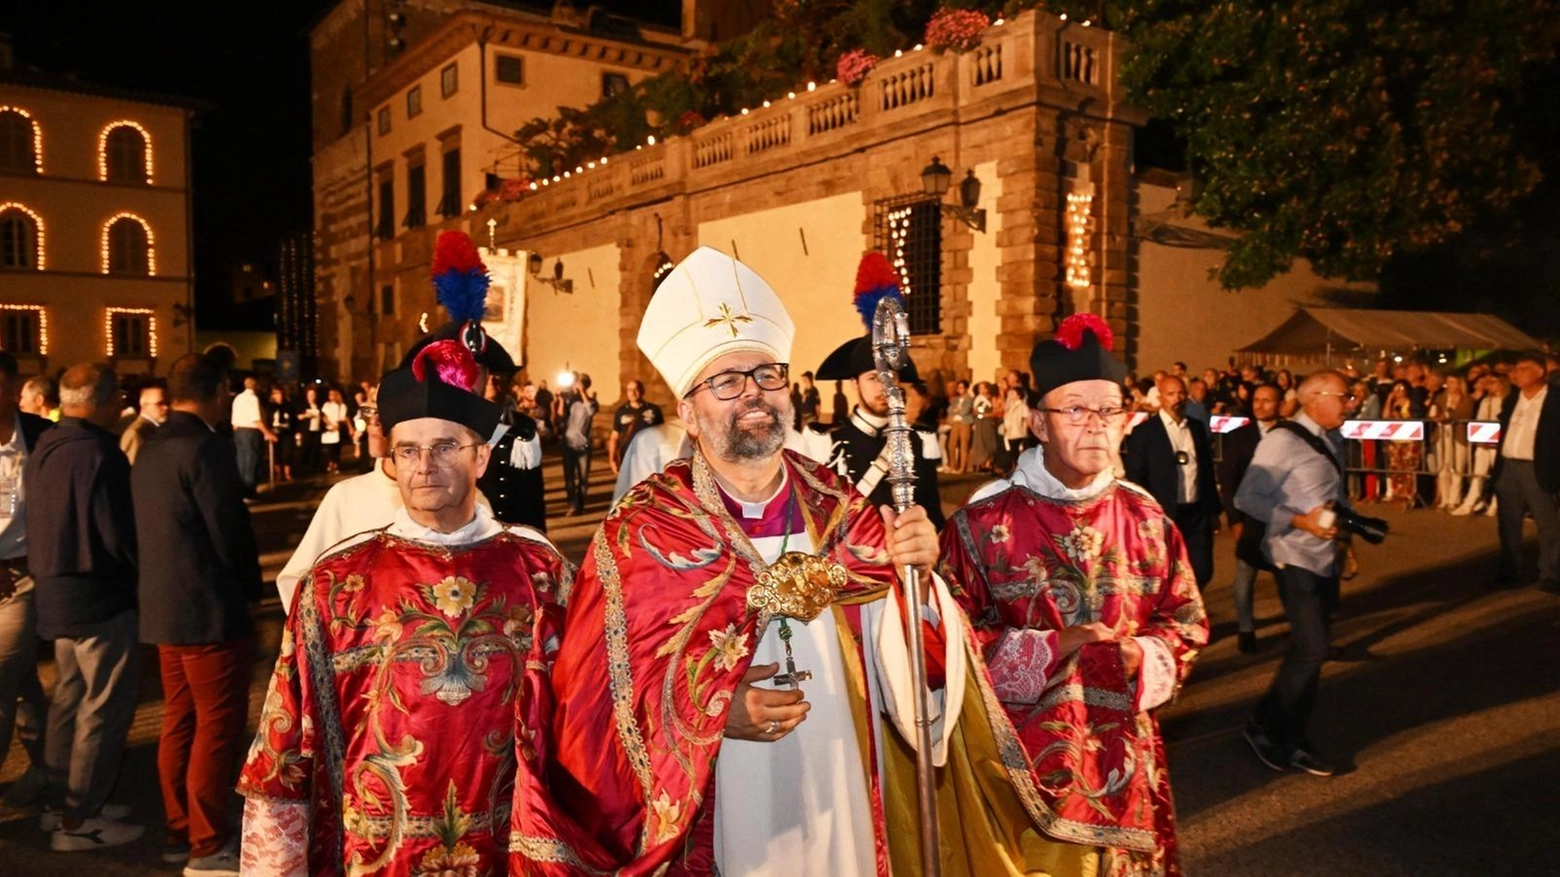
[686,363,789,400]
[1035,405,1128,425]
[359,406,379,420]
[390,441,480,466]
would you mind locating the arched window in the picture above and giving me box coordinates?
[104,214,155,275]
[103,124,151,183]
[0,108,41,174]
[0,203,44,269]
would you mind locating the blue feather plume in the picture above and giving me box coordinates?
[434,267,491,324]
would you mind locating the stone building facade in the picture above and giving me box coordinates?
[470,9,1144,404]
[0,75,196,376]
[315,7,1369,398]
[309,0,689,382]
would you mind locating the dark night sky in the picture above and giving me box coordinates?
[0,1,680,330]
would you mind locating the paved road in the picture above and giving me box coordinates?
[3,458,1556,875]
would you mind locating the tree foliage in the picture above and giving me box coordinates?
[1107,0,1560,288]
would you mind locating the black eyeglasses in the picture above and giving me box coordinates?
[686,363,790,400]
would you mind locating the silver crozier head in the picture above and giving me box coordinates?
[871,296,918,512]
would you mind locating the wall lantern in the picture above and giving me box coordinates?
[920,156,986,233]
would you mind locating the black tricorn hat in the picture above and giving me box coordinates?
[816,335,921,383]
[400,322,517,375]
[1030,313,1129,397]
[380,340,503,439]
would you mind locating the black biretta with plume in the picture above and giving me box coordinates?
[1029,313,1129,397]
[378,231,505,440]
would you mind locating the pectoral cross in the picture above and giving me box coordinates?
[771,617,812,689]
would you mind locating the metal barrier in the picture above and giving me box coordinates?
[1206,418,1500,511]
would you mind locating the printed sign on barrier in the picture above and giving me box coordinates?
[1208,415,1251,434]
[1341,420,1426,442]
[1466,421,1502,445]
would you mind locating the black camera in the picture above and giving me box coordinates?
[1335,504,1388,545]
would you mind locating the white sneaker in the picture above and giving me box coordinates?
[183,843,241,876]
[49,816,145,852]
[40,802,131,832]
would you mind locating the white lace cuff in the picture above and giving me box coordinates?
[1132,636,1178,712]
[987,628,1059,704]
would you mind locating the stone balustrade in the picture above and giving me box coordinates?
[510,10,1118,225]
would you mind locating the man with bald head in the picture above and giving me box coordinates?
[1124,373,1222,587]
[1236,370,1354,777]
[26,364,143,849]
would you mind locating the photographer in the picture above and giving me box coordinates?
[1235,370,1374,778]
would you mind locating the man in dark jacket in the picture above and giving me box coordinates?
[0,351,54,812]
[1493,352,1560,593]
[1125,374,1222,587]
[131,353,261,872]
[25,363,143,850]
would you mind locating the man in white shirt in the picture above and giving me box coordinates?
[1494,353,1560,593]
[228,377,275,498]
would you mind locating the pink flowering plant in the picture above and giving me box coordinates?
[924,7,991,53]
[836,48,879,86]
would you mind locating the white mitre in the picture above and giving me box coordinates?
[636,246,795,397]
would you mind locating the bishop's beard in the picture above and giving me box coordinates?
[699,396,791,462]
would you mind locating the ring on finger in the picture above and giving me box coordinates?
[767,719,779,734]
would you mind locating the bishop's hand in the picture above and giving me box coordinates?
[880,505,938,586]
[725,662,811,742]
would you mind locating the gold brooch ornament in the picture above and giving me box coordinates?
[747,551,846,623]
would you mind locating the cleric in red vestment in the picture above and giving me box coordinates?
[509,247,963,876]
[237,336,573,877]
[936,314,1209,876]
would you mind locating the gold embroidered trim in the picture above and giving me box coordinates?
[594,531,657,822]
[508,835,611,875]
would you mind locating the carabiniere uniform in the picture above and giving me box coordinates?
[480,410,547,532]
[809,334,946,531]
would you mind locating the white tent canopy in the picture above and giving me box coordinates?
[1237,307,1541,359]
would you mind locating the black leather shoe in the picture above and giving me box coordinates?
[1237,631,1258,653]
[1243,722,1289,773]
[1288,747,1336,777]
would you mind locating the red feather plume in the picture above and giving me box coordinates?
[853,251,901,296]
[410,339,482,393]
[1055,313,1114,352]
[432,231,485,276]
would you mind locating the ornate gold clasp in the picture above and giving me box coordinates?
[746,551,846,623]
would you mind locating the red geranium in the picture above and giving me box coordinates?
[836,48,879,86]
[925,7,991,53]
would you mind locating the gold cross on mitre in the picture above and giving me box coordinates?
[703,302,754,338]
